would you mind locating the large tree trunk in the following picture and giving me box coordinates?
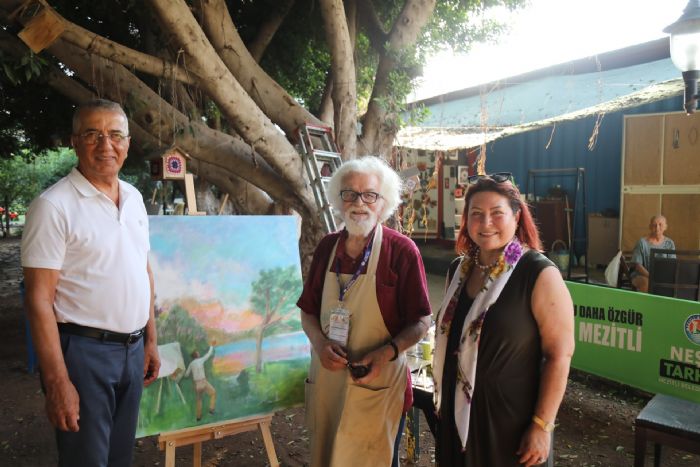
[1,0,448,271]
[359,0,437,158]
[319,0,357,158]
[2,27,325,266]
[2,0,325,249]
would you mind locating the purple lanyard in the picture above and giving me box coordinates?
[336,235,373,302]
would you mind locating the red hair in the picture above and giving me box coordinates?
[455,178,542,255]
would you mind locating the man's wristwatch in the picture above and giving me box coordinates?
[532,415,556,432]
[388,340,399,361]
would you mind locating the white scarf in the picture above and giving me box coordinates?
[432,240,524,449]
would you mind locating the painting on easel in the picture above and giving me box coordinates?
[137,216,309,437]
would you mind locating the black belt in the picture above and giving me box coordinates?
[58,322,145,345]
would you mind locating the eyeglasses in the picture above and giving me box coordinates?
[77,131,130,145]
[340,190,382,204]
[467,172,513,184]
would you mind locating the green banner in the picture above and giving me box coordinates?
[567,282,700,403]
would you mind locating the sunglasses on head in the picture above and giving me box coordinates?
[466,172,513,184]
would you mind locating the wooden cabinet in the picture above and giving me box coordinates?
[588,215,619,267]
[622,113,700,252]
[534,199,569,252]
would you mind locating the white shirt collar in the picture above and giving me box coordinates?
[67,167,128,202]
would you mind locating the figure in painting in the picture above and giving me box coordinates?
[185,341,217,421]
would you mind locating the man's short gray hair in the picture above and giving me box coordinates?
[327,156,403,223]
[72,99,128,134]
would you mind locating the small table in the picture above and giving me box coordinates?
[634,394,700,467]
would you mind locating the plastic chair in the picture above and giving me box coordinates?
[617,255,634,289]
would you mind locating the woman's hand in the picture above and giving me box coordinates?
[516,424,551,466]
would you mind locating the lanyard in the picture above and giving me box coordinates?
[336,233,374,302]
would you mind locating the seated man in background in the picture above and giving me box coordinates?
[630,215,675,292]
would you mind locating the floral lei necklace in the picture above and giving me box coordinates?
[438,237,524,336]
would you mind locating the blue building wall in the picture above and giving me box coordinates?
[480,95,683,254]
[483,95,683,214]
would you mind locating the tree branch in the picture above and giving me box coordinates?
[357,0,388,50]
[247,0,295,63]
[45,37,307,210]
[0,29,275,215]
[317,72,334,123]
[188,158,274,215]
[60,21,197,85]
[2,1,197,85]
[147,0,311,198]
[359,0,437,156]
[196,0,324,134]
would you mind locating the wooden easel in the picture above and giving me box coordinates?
[158,413,279,467]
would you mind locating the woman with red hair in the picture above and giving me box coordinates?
[432,174,575,466]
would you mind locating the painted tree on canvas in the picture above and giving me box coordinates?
[157,305,209,363]
[250,266,303,373]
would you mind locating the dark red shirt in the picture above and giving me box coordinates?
[297,225,432,412]
[297,225,432,331]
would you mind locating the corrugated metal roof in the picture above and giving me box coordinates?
[396,79,683,151]
[412,58,680,128]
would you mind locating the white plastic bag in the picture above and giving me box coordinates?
[604,251,622,287]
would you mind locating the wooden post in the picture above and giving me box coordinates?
[217,193,229,215]
[184,173,206,216]
[158,413,279,467]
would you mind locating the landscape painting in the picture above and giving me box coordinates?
[137,216,309,437]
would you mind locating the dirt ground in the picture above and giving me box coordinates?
[1,235,698,466]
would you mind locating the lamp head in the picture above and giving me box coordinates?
[665,1,700,113]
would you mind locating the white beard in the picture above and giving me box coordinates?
[343,209,378,237]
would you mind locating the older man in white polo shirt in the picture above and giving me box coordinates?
[21,99,160,467]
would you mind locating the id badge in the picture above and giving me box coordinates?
[328,304,350,347]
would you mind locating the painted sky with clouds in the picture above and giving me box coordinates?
[148,216,302,310]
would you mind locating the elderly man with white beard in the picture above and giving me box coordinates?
[297,156,432,467]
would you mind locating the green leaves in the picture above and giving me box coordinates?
[0,51,47,85]
[0,148,77,221]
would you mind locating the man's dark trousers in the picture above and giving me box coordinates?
[54,333,145,467]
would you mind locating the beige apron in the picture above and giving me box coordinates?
[305,226,406,467]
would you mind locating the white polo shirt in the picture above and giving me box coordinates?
[21,168,151,333]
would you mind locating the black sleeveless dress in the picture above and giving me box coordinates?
[437,250,554,466]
